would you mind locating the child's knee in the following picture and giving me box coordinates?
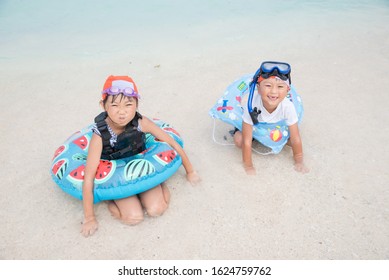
[121,212,144,225]
[233,131,243,148]
[161,184,171,204]
[111,196,144,225]
[145,201,169,217]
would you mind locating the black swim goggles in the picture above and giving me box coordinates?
[254,61,291,84]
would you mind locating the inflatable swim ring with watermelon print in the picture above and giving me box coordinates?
[50,119,183,203]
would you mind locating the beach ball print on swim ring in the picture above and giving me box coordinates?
[270,126,284,142]
[50,119,184,203]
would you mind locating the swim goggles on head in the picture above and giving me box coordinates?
[248,61,292,124]
[256,61,291,83]
[102,86,140,99]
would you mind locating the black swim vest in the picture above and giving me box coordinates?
[94,112,146,160]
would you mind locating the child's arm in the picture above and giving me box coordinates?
[242,121,256,175]
[140,117,200,185]
[81,133,103,237]
[288,123,309,173]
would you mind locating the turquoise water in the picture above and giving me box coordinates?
[1,0,388,64]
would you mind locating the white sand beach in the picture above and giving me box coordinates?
[1,0,389,260]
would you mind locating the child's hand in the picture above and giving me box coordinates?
[294,162,310,174]
[81,216,98,237]
[244,165,256,175]
[186,171,201,186]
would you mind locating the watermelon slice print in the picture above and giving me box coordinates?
[153,149,177,166]
[95,160,116,184]
[72,153,87,161]
[52,159,68,180]
[52,144,68,160]
[72,134,90,151]
[67,165,85,186]
[124,159,155,181]
[67,160,116,185]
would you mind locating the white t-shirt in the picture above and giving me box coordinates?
[242,92,298,126]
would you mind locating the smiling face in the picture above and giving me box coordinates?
[257,77,289,113]
[101,94,138,129]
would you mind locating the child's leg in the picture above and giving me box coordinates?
[161,183,170,204]
[233,131,243,148]
[108,196,144,225]
[139,183,170,217]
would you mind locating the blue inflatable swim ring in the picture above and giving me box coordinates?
[50,119,183,203]
[209,73,304,154]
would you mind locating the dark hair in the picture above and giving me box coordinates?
[102,93,138,106]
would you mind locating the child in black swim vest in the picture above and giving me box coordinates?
[81,75,200,237]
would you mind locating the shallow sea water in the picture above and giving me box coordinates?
[1,0,388,64]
